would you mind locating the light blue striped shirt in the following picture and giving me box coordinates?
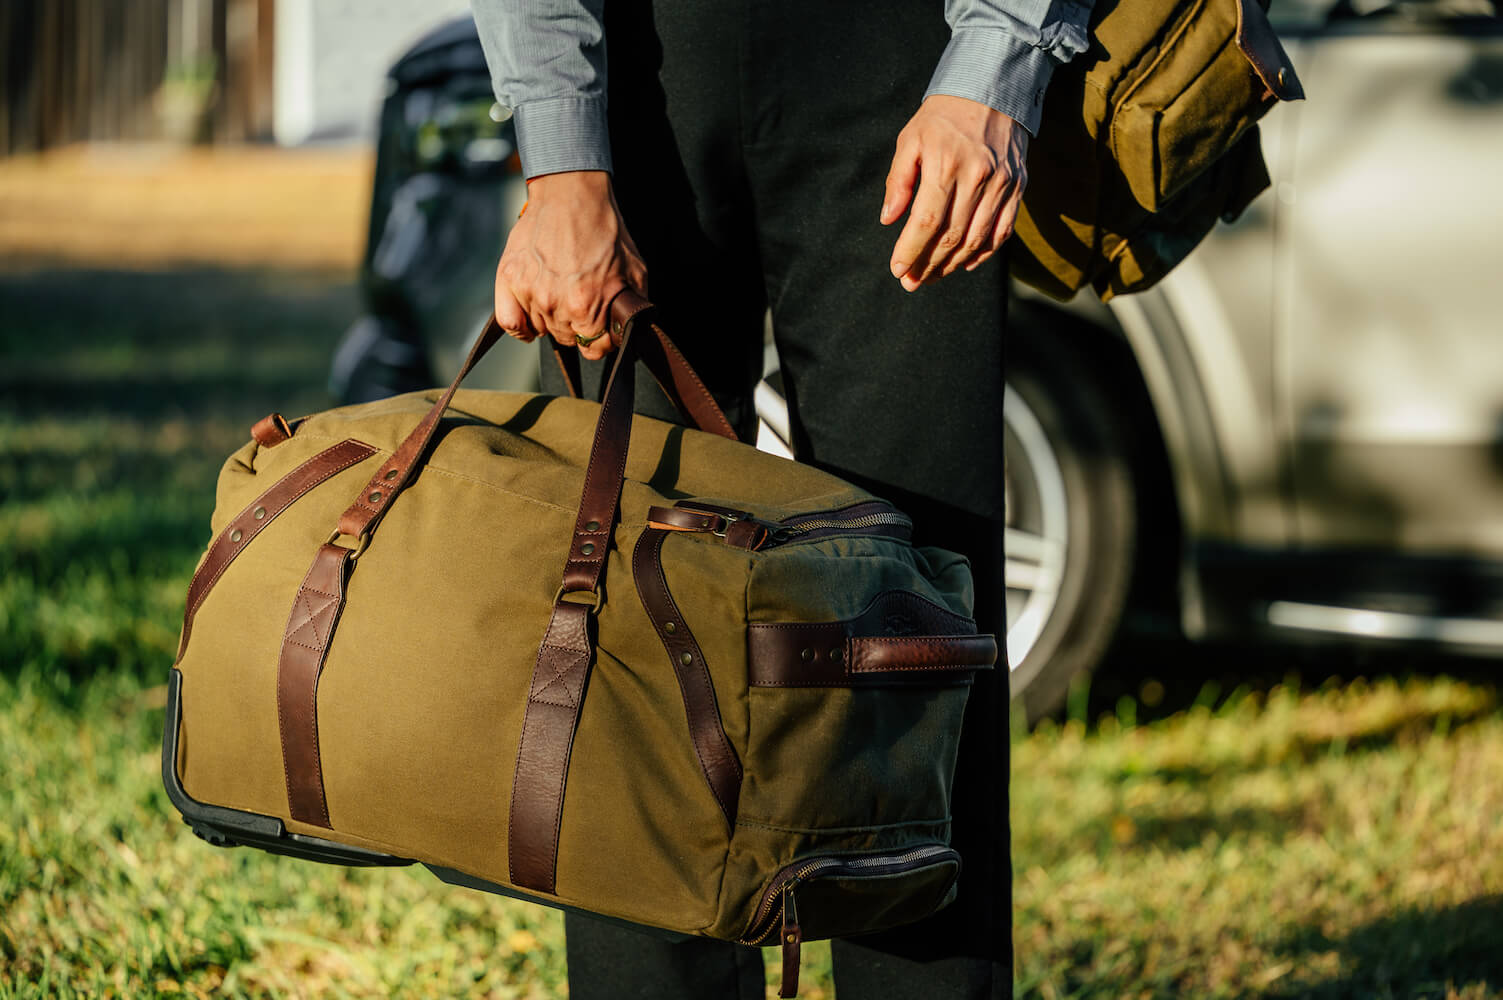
[472,0,1093,179]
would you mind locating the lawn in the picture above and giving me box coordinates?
[4,148,1503,999]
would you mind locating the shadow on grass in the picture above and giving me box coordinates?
[0,266,357,422]
[1121,803,1308,852]
[1060,633,1503,752]
[1265,895,1503,999]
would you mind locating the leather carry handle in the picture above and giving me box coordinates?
[335,294,735,542]
[545,304,738,442]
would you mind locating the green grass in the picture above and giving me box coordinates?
[4,265,1503,998]
[1013,675,1503,998]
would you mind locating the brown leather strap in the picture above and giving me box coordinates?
[546,337,585,400]
[647,505,724,533]
[334,320,507,538]
[749,631,995,687]
[542,295,738,442]
[645,505,770,550]
[1236,0,1303,103]
[508,600,595,892]
[251,412,293,447]
[633,529,742,828]
[555,292,655,595]
[509,292,735,892]
[277,542,353,827]
[848,635,998,674]
[633,320,739,440]
[506,297,650,893]
[748,590,997,688]
[176,439,376,661]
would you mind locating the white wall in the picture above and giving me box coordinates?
[274,0,473,145]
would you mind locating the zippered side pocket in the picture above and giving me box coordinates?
[737,845,962,998]
[647,499,914,551]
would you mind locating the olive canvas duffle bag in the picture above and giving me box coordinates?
[161,293,997,996]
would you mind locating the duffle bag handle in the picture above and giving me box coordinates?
[332,290,734,544]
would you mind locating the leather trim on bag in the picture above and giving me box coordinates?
[634,321,738,441]
[276,542,353,827]
[334,318,515,539]
[633,528,743,829]
[176,439,377,661]
[748,591,996,688]
[647,505,724,533]
[251,412,294,447]
[847,635,998,674]
[544,297,738,442]
[1236,0,1304,102]
[508,599,596,893]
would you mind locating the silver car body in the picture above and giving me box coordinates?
[1112,0,1503,646]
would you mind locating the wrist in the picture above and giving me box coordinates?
[525,170,612,200]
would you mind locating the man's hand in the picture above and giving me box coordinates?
[881,95,1029,292]
[494,170,648,360]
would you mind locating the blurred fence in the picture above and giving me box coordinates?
[1,0,274,156]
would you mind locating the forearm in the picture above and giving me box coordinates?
[470,0,613,178]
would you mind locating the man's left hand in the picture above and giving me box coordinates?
[881,95,1029,291]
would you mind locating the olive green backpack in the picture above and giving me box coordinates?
[162,295,996,997]
[1015,0,1306,301]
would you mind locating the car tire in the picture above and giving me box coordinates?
[1005,321,1137,723]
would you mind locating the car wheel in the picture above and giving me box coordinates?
[1005,327,1136,723]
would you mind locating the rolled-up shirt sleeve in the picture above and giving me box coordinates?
[471,0,612,179]
[927,0,1094,135]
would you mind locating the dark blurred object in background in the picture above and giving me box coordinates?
[328,17,531,404]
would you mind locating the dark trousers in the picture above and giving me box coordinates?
[540,2,1009,996]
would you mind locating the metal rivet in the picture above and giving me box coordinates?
[800,648,815,662]
[680,652,693,666]
[585,520,601,531]
[581,542,596,556]
[384,468,399,480]
[369,490,383,503]
[1277,67,1287,89]
[611,321,623,337]
[230,529,242,543]
[786,933,797,943]
[664,622,677,634]
[253,506,266,520]
[830,648,843,663]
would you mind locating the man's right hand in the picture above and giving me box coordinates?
[494,170,648,362]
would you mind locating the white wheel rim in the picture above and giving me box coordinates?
[1004,384,1069,672]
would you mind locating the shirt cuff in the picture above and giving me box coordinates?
[924,27,1058,137]
[512,96,613,179]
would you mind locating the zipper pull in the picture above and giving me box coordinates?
[647,505,727,534]
[778,886,802,998]
[651,504,770,550]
